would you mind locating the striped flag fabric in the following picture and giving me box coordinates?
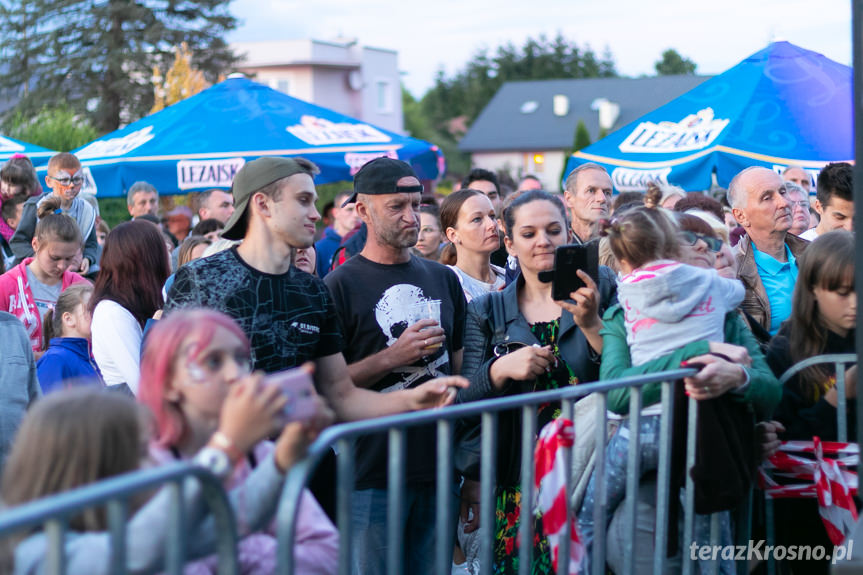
[534,418,584,573]
[759,438,858,545]
[814,437,859,545]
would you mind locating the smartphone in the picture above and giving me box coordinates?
[551,243,599,301]
[263,368,317,424]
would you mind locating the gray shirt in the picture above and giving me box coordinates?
[25,267,61,322]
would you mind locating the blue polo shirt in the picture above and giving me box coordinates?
[752,243,798,335]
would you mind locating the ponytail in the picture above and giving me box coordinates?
[35,196,82,246]
[43,283,94,350]
[439,242,457,266]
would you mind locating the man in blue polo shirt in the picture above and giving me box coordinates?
[728,167,809,337]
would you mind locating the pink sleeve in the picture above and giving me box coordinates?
[65,272,89,288]
[291,489,339,575]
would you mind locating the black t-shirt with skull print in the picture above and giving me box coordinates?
[325,253,466,489]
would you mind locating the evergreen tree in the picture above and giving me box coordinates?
[421,33,617,134]
[0,0,237,133]
[573,120,591,152]
[655,49,697,76]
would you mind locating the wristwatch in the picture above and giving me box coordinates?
[195,447,233,479]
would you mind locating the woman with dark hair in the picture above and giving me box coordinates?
[439,189,504,301]
[458,190,616,574]
[766,230,855,575]
[91,220,171,393]
[768,230,856,441]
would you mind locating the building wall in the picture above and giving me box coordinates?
[232,39,403,134]
[359,47,403,134]
[312,68,362,120]
[240,66,314,102]
[471,150,567,192]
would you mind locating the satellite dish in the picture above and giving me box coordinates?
[348,70,363,91]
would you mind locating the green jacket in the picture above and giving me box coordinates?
[600,304,781,420]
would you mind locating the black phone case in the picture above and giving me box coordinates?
[551,243,599,301]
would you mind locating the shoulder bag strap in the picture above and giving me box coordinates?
[490,292,508,348]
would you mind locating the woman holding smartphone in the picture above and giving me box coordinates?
[457,190,617,574]
[138,308,338,575]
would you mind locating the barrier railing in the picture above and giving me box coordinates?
[275,366,746,575]
[768,354,859,574]
[1,354,854,574]
[0,462,239,575]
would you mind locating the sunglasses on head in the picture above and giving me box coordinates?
[680,230,722,252]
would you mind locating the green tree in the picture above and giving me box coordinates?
[403,86,470,178]
[421,33,617,134]
[573,120,592,152]
[0,0,237,133]
[654,49,697,75]
[5,105,97,152]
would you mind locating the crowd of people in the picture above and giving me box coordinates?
[0,148,856,575]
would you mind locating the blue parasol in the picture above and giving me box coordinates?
[564,42,852,191]
[66,76,444,197]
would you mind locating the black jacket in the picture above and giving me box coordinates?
[457,265,617,405]
[767,324,857,442]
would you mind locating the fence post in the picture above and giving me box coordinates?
[337,438,355,575]
[682,396,698,575]
[387,429,407,575]
[44,519,67,575]
[556,400,574,575]
[622,387,643,575]
[106,499,127,575]
[592,393,608,575]
[518,405,536,575]
[479,412,498,575]
[435,420,455,575]
[653,380,675,575]
[165,480,186,575]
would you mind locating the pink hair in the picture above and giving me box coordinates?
[139,308,250,447]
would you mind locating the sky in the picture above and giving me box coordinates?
[227,0,853,97]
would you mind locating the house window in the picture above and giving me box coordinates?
[376,80,392,114]
[277,79,290,94]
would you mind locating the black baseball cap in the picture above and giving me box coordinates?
[341,157,423,207]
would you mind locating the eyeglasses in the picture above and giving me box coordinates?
[49,174,85,187]
[680,230,723,253]
[789,200,809,209]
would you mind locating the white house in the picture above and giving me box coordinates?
[232,38,404,134]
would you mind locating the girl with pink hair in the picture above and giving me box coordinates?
[139,308,338,575]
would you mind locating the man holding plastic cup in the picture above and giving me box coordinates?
[324,157,467,575]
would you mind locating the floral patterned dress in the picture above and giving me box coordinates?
[493,318,579,575]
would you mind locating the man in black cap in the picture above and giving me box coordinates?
[324,157,467,575]
[165,156,466,423]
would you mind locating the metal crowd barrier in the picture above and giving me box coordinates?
[275,366,747,575]
[0,462,239,575]
[765,353,858,575]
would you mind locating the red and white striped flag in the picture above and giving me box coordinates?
[534,418,584,573]
[814,437,859,545]
[760,438,859,545]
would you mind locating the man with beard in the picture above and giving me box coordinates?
[325,157,467,575]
